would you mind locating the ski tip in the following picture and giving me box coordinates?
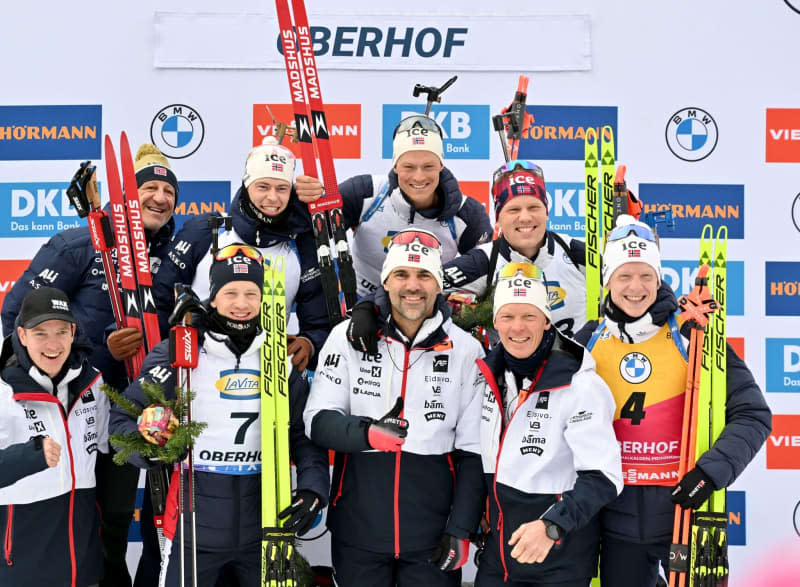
[585,127,598,144]
[614,165,627,185]
[700,224,713,241]
[601,125,614,142]
[715,225,728,242]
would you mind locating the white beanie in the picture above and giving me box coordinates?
[380,230,444,290]
[243,137,296,188]
[602,214,662,285]
[493,269,551,321]
[392,127,445,166]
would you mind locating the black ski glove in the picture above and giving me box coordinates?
[346,299,379,354]
[429,533,470,572]
[278,489,323,536]
[671,466,715,510]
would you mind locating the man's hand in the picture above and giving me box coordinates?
[366,397,408,452]
[508,520,555,564]
[287,335,313,372]
[295,175,324,204]
[107,327,144,361]
[42,437,61,468]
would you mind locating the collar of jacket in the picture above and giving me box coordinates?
[601,282,679,343]
[230,187,311,248]
[374,287,452,349]
[386,166,463,223]
[499,232,557,269]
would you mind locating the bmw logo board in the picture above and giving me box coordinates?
[665,107,718,162]
[150,104,205,159]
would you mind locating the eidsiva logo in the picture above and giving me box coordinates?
[0,105,101,161]
[150,104,204,159]
[254,104,361,159]
[665,107,718,162]
[0,259,30,312]
[516,106,618,161]
[765,262,800,316]
[216,369,260,400]
[766,414,800,470]
[766,108,800,162]
[662,260,744,316]
[172,181,230,231]
[0,182,88,237]
[382,105,490,160]
[639,184,744,239]
[766,338,800,393]
[726,490,746,546]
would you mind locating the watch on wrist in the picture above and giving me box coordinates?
[543,519,564,541]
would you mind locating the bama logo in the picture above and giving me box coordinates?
[639,184,744,239]
[765,262,800,316]
[0,259,31,313]
[253,104,361,159]
[0,105,101,161]
[0,182,89,237]
[661,260,744,316]
[726,491,746,546]
[766,338,800,393]
[516,105,618,161]
[172,181,230,231]
[215,369,260,400]
[765,108,800,163]
[382,105,490,160]
[766,414,800,470]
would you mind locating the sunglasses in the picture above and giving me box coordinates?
[389,230,442,249]
[393,115,444,138]
[606,223,657,243]
[214,244,263,263]
[498,262,544,280]
[492,160,543,186]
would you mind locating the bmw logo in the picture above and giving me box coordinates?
[150,104,205,159]
[665,107,718,162]
[619,352,652,384]
[792,193,800,233]
[785,1,800,15]
[794,499,800,537]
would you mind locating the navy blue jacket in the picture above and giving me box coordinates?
[152,188,330,368]
[1,213,174,391]
[109,317,329,551]
[575,287,772,543]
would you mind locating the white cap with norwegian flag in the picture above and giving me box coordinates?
[601,214,662,285]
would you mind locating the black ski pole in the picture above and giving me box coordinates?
[413,75,458,116]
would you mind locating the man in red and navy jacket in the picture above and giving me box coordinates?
[0,287,108,587]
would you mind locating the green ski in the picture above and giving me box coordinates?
[261,254,296,586]
[585,127,601,322]
[600,125,616,239]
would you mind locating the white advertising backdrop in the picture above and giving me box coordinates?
[1,0,798,584]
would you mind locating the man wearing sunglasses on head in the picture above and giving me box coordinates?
[303,229,485,586]
[573,216,770,587]
[111,247,329,586]
[1,143,179,587]
[475,264,622,586]
[153,137,330,373]
[294,114,492,298]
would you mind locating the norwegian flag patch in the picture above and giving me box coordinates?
[408,254,421,263]
[412,137,425,145]
[233,263,248,273]
[513,288,526,296]
[272,162,283,172]
[154,166,167,176]
[627,249,642,258]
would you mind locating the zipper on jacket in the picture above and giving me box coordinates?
[332,454,348,507]
[3,505,13,566]
[446,454,456,490]
[393,345,410,559]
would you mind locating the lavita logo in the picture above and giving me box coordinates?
[766,339,800,393]
[382,104,489,159]
[0,182,88,237]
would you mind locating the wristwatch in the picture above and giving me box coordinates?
[542,519,564,541]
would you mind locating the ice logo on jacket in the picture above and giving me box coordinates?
[216,369,260,399]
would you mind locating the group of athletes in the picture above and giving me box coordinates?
[0,113,771,587]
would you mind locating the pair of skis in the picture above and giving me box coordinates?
[274,0,357,326]
[668,226,729,587]
[261,255,296,585]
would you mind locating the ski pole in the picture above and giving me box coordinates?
[413,75,458,116]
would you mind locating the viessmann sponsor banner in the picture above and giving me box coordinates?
[639,183,744,239]
[154,12,590,71]
[0,259,31,311]
[766,108,800,163]
[382,105,490,160]
[0,105,102,160]
[766,414,800,470]
[0,182,88,237]
[516,106,618,161]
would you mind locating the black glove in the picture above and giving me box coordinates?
[278,489,323,536]
[365,397,409,452]
[671,466,715,510]
[346,300,379,354]
[429,533,470,572]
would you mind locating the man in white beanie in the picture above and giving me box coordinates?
[303,228,486,586]
[574,216,770,587]
[294,115,492,298]
[475,262,622,586]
